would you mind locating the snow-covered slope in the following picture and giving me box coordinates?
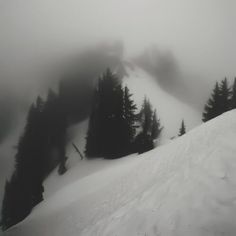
[123,65,201,140]
[6,110,236,236]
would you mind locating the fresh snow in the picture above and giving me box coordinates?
[123,65,201,140]
[5,110,236,236]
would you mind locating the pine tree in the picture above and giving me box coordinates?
[140,97,153,135]
[1,175,31,230]
[230,77,236,109]
[178,120,186,136]
[85,69,137,158]
[202,82,221,122]
[1,98,46,230]
[219,78,230,113]
[85,69,121,158]
[203,79,231,122]
[151,110,162,142]
[134,98,162,154]
[122,86,137,154]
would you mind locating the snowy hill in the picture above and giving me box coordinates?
[123,65,201,140]
[5,110,236,236]
[65,64,201,154]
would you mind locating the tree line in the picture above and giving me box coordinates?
[1,88,68,230]
[1,68,163,230]
[202,78,236,122]
[85,69,162,158]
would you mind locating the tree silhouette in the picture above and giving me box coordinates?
[151,110,162,142]
[122,86,137,154]
[202,82,222,122]
[1,89,69,230]
[230,78,236,109]
[85,69,137,158]
[202,78,231,122]
[1,97,47,230]
[134,98,162,154]
[219,78,230,113]
[178,120,186,136]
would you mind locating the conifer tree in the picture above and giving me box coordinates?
[85,69,137,158]
[203,79,231,122]
[151,110,162,141]
[122,86,137,154]
[178,120,186,136]
[219,78,230,113]
[230,77,236,109]
[134,98,162,154]
[1,87,70,230]
[2,97,47,230]
[140,97,153,135]
[202,82,221,122]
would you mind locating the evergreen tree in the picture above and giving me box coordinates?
[139,97,153,134]
[203,79,231,122]
[85,69,137,158]
[219,78,230,113]
[151,110,162,142]
[202,82,222,122]
[178,120,186,136]
[122,86,137,154]
[1,87,69,230]
[1,174,31,230]
[2,97,46,230]
[134,98,162,154]
[230,77,236,109]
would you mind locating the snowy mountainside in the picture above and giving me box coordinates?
[6,110,236,236]
[65,64,201,155]
[123,65,201,140]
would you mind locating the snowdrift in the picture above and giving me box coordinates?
[5,110,236,236]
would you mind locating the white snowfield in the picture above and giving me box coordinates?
[5,110,236,236]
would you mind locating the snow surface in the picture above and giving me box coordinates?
[5,110,236,236]
[123,65,201,140]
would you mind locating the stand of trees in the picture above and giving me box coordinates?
[85,69,137,158]
[1,89,67,230]
[134,98,162,154]
[85,70,163,158]
[203,78,236,122]
[2,68,164,230]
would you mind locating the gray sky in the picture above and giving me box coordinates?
[0,0,235,137]
[0,0,235,79]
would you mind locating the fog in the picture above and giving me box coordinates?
[0,0,235,136]
[0,0,235,140]
[0,0,235,214]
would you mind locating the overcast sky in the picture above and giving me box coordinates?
[0,0,235,136]
[0,0,235,81]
